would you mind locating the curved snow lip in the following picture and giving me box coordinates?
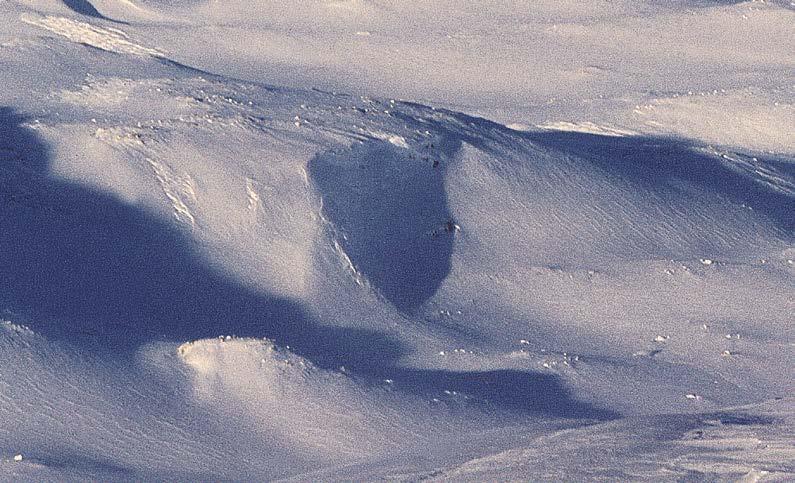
[416,106,795,236]
[21,14,160,57]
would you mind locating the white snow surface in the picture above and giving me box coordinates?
[0,0,793,480]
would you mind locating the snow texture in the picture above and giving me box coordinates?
[0,0,793,480]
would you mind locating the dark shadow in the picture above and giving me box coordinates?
[35,453,134,478]
[0,106,615,423]
[383,368,618,420]
[61,0,125,23]
[156,58,228,80]
[39,451,231,481]
[309,139,456,314]
[703,413,776,426]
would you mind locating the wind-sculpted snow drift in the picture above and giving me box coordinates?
[1,1,793,480]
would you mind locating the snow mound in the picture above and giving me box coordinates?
[177,337,421,460]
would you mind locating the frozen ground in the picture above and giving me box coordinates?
[0,0,793,481]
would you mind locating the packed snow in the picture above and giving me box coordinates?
[1,0,793,480]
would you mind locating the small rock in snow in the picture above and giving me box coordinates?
[444,220,460,233]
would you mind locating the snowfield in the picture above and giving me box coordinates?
[1,0,793,481]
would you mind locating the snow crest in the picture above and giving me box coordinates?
[21,14,163,57]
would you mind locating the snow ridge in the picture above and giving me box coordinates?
[21,14,163,57]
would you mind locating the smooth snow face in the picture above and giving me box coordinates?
[1,0,793,480]
[38,0,792,153]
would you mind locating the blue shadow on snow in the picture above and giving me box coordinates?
[0,106,617,423]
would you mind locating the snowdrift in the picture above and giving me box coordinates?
[1,0,793,480]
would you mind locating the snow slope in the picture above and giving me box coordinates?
[1,0,793,480]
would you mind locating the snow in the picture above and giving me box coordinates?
[0,0,793,480]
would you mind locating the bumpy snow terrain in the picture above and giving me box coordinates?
[1,0,793,481]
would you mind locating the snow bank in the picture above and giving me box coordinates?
[0,0,792,479]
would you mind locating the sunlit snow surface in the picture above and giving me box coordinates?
[1,0,793,480]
